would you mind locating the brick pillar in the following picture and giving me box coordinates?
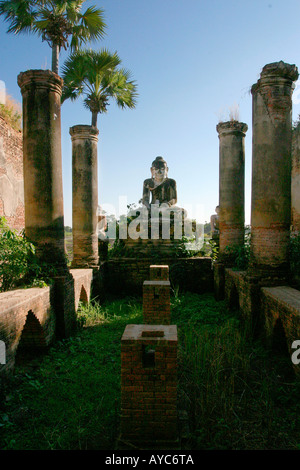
[150,265,169,281]
[70,125,99,268]
[120,324,178,448]
[216,120,248,262]
[292,124,300,235]
[17,70,66,268]
[250,61,298,277]
[143,280,171,324]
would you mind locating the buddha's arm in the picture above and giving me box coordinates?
[168,180,177,206]
[142,180,151,208]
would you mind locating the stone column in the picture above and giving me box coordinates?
[250,61,298,277]
[292,124,300,235]
[70,125,99,268]
[17,70,66,266]
[216,120,248,262]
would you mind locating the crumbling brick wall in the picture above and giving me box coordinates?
[0,268,93,375]
[0,116,24,232]
[106,257,213,296]
[262,286,300,366]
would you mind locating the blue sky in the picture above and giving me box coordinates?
[1,0,300,227]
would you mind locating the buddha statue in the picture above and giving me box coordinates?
[142,156,177,210]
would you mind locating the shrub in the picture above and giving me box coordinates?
[0,217,57,292]
[222,226,251,270]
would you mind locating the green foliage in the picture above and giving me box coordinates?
[61,48,138,126]
[1,296,143,450]
[171,292,300,450]
[0,0,106,73]
[222,226,251,270]
[0,216,58,292]
[2,292,299,450]
[208,238,219,261]
[0,217,35,291]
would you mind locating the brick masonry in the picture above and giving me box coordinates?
[105,257,213,296]
[149,265,169,281]
[0,268,93,375]
[0,286,54,374]
[261,286,300,374]
[224,269,300,374]
[70,268,93,311]
[261,286,300,343]
[0,116,24,232]
[143,280,171,325]
[120,324,178,447]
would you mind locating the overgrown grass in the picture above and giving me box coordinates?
[1,297,143,450]
[1,293,299,450]
[172,293,300,450]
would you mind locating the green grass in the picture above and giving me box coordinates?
[1,292,299,450]
[1,296,143,450]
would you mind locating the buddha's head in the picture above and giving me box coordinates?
[151,156,168,183]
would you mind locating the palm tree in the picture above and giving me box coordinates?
[61,49,138,128]
[0,0,106,74]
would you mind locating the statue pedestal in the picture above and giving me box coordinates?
[121,205,199,257]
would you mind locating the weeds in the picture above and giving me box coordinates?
[0,95,22,131]
[1,293,299,450]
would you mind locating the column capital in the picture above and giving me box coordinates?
[17,69,63,95]
[69,124,99,142]
[216,120,248,137]
[251,61,298,94]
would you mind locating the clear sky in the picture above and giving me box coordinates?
[1,0,300,227]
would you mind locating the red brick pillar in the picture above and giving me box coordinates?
[17,70,66,267]
[120,324,178,448]
[216,120,248,262]
[70,125,99,268]
[250,61,298,277]
[143,280,171,324]
[150,265,169,281]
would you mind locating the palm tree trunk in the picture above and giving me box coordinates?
[92,111,98,128]
[52,45,60,75]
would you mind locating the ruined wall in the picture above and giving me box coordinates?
[0,116,24,232]
[0,286,54,374]
[261,286,300,353]
[224,269,300,374]
[0,268,93,374]
[105,257,213,296]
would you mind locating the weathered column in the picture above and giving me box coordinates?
[292,123,300,234]
[70,125,99,268]
[216,120,248,262]
[17,70,66,266]
[250,61,298,277]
